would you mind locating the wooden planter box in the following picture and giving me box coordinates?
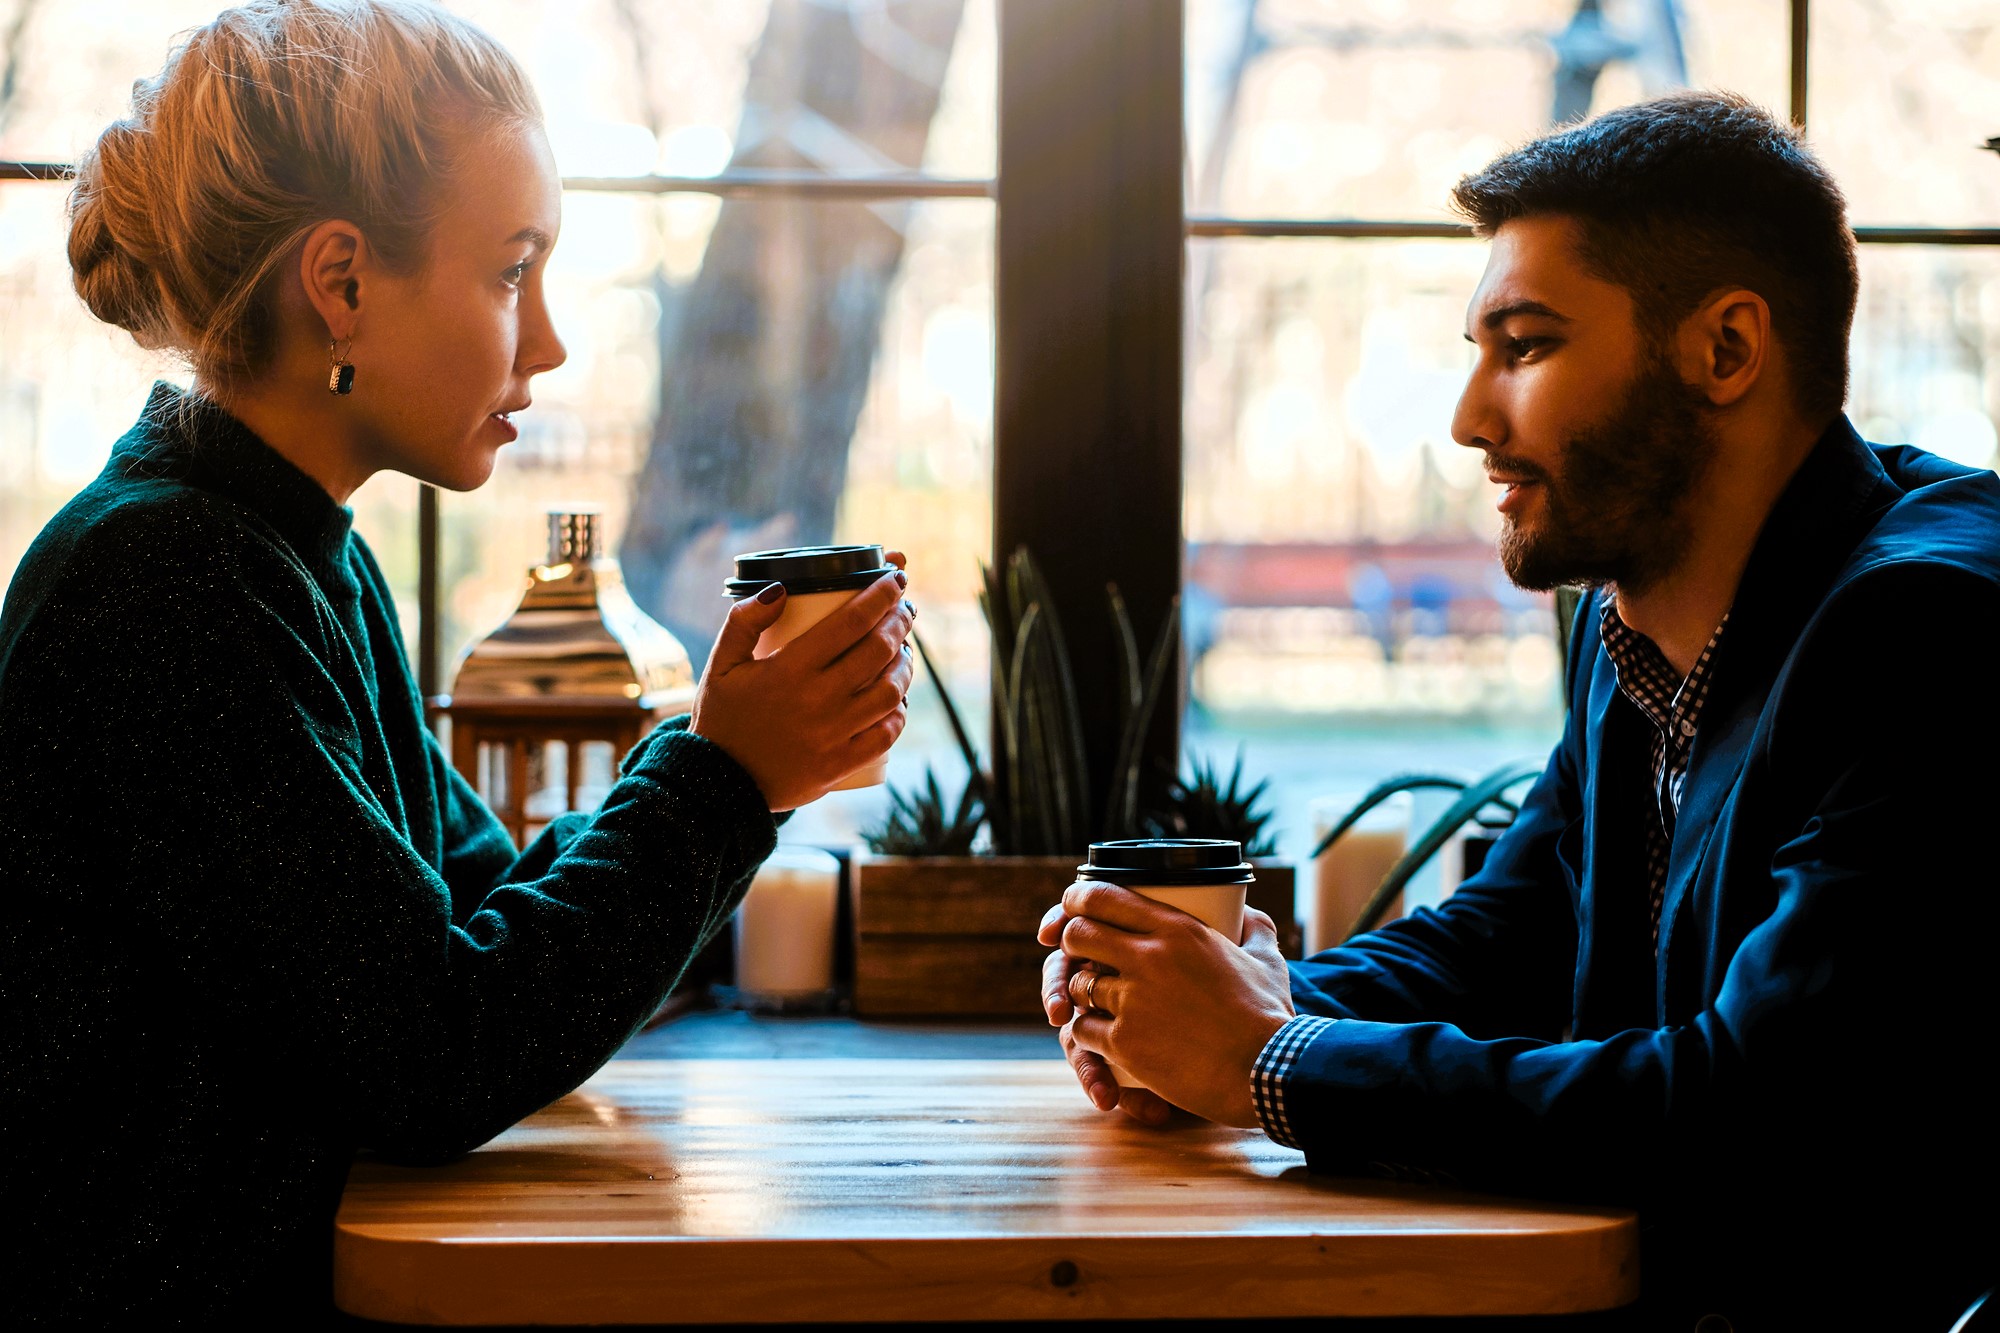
[852,853,1298,1018]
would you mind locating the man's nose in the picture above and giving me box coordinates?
[1451,366,1503,453]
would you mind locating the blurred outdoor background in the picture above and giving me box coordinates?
[3,0,1997,874]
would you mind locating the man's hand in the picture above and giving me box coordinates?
[690,558,913,812]
[1039,940,1174,1126]
[1038,882,1295,1128]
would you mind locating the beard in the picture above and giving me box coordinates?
[1495,353,1719,595]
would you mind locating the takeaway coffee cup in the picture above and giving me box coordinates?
[726,544,901,790]
[1073,838,1255,1091]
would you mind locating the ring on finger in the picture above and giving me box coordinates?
[1066,967,1094,1014]
[1070,967,1108,1016]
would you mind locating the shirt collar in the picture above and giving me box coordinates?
[124,382,358,593]
[1596,590,1730,731]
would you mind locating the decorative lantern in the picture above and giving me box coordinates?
[436,510,696,847]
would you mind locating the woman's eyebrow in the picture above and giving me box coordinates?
[506,225,553,251]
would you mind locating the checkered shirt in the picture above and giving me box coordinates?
[1250,1015,1339,1149]
[1596,591,1730,944]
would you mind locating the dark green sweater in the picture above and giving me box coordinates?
[0,385,777,1323]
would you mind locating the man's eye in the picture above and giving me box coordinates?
[1507,336,1551,360]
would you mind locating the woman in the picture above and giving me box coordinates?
[0,0,912,1321]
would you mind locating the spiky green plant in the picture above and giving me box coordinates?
[979,547,1179,856]
[862,767,985,856]
[1146,747,1278,857]
[1312,760,1544,943]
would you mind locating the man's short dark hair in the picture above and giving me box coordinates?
[1452,91,1857,421]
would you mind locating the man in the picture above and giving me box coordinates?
[1040,92,1998,1330]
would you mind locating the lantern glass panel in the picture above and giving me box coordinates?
[477,741,514,813]
[576,741,617,814]
[526,741,570,820]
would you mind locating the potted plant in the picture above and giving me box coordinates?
[854,549,1299,1017]
[1302,586,1578,946]
[1144,749,1298,958]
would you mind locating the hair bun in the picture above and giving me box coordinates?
[68,121,179,352]
[63,0,542,390]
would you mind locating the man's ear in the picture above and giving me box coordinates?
[296,219,368,343]
[1674,287,1770,408]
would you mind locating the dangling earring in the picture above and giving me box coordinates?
[328,337,356,395]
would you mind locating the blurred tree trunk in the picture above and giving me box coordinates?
[621,0,967,665]
[0,0,44,137]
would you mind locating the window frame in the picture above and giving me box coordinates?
[5,0,1998,788]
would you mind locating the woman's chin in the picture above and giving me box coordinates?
[404,443,501,492]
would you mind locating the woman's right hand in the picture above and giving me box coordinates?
[689,570,914,811]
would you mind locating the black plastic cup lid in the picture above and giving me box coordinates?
[724,544,893,597]
[1077,838,1254,887]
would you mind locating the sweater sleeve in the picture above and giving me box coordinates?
[25,512,777,1161]
[432,743,522,924]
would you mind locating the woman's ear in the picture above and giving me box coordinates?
[296,219,368,341]
[1674,286,1770,409]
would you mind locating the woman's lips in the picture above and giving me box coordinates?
[488,411,519,442]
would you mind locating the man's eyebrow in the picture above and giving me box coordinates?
[507,226,554,250]
[1463,299,1571,342]
[1481,300,1568,328]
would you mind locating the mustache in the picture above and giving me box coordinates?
[1483,453,1555,487]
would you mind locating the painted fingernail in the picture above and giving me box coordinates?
[756,582,784,604]
[893,570,908,589]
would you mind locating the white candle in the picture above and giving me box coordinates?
[733,847,842,1000]
[1307,792,1412,954]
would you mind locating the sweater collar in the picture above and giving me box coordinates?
[131,382,358,591]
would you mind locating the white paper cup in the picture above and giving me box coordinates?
[727,545,901,792]
[1072,839,1255,1093]
[752,588,889,790]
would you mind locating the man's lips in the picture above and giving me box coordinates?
[1489,472,1542,515]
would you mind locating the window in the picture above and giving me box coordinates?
[5,0,1997,869]
[1180,0,2000,876]
[0,0,997,849]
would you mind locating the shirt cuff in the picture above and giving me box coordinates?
[1251,1014,1340,1150]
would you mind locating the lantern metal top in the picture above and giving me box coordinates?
[442,509,696,714]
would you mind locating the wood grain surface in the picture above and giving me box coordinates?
[334,1060,1638,1326]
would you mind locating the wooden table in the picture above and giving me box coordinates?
[334,1060,1638,1325]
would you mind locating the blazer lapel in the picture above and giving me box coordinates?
[1574,627,1661,1036]
[1653,418,1903,997]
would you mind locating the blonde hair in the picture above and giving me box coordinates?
[67,0,541,389]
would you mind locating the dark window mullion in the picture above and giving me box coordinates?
[996,0,1185,830]
[1791,0,1811,129]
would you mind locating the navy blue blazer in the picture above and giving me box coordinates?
[1285,418,2000,1328]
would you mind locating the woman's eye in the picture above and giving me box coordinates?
[502,261,531,287]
